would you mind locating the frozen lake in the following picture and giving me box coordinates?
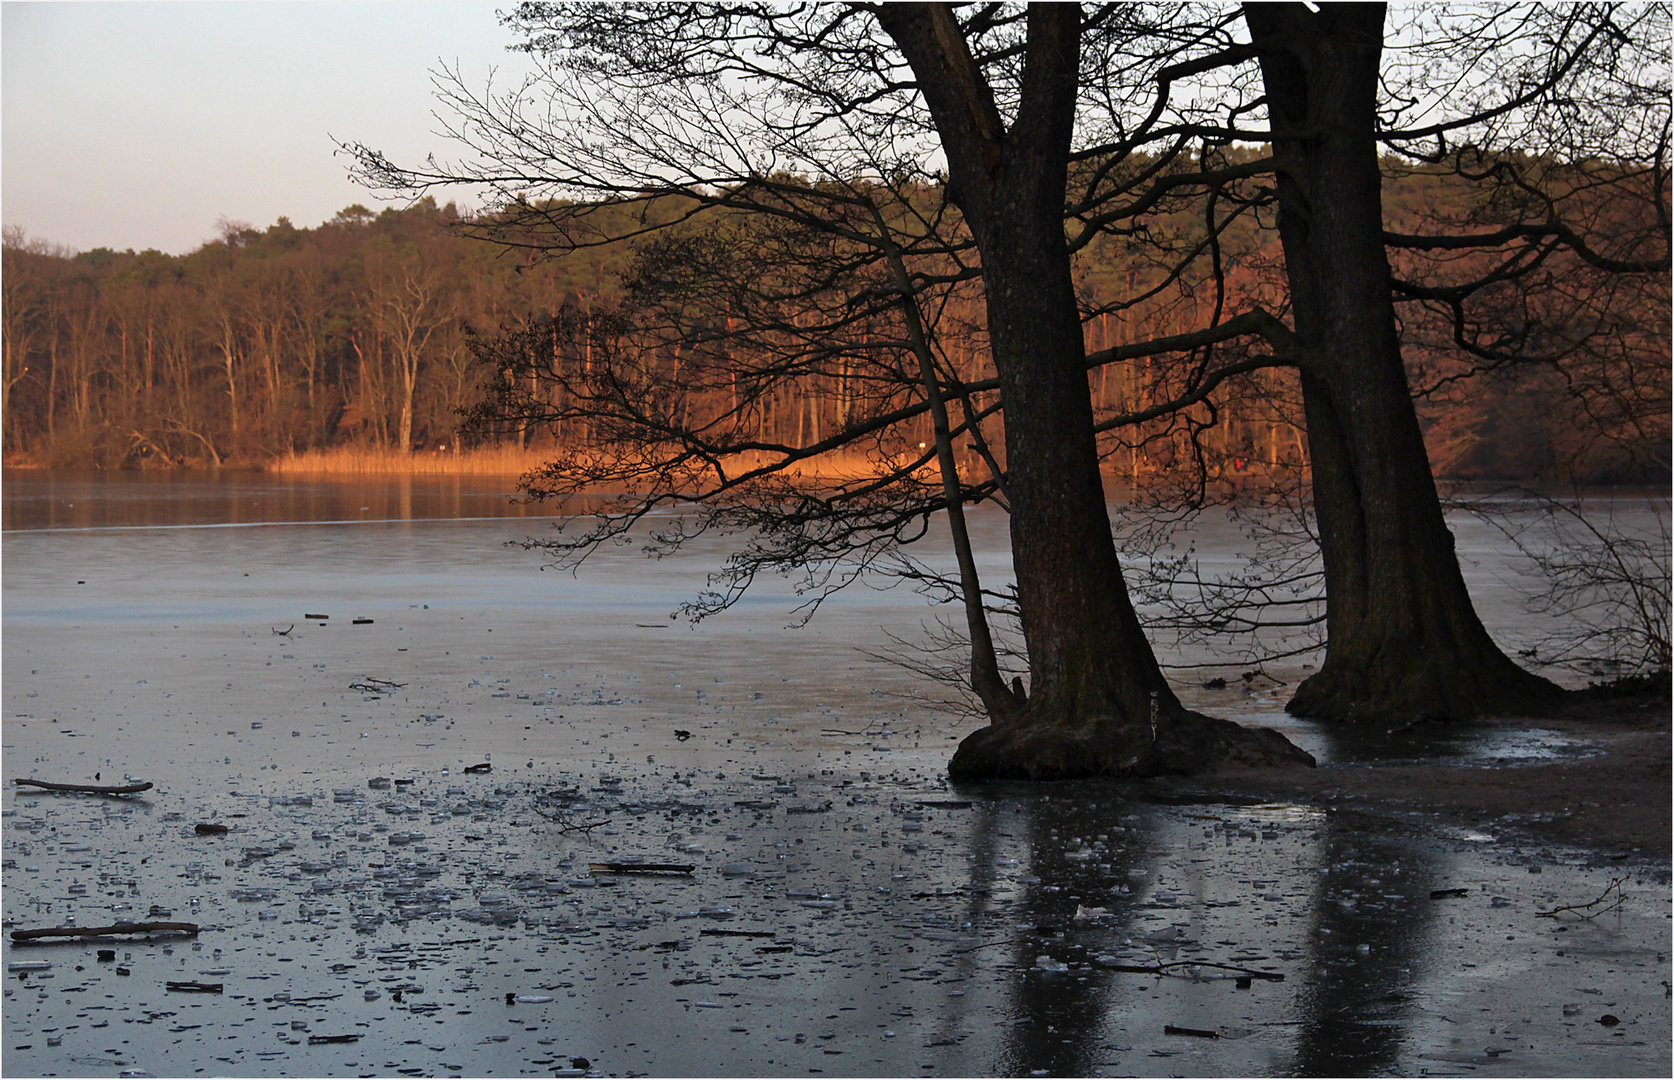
[2,470,1668,1078]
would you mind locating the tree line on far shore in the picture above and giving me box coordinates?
[3,173,1663,484]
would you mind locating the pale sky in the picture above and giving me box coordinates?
[2,1,533,254]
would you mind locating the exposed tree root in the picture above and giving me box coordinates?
[948,708,1313,781]
[1287,648,1563,724]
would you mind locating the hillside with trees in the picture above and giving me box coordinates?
[4,175,1665,483]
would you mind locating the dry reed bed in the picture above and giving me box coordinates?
[265,446,927,487]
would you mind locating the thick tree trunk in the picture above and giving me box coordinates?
[1245,2,1561,723]
[879,4,1312,778]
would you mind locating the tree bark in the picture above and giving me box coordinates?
[1244,2,1561,723]
[878,4,1311,778]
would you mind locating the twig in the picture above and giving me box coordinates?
[1164,1024,1219,1039]
[531,806,612,834]
[272,624,294,636]
[15,778,152,796]
[1099,959,1284,981]
[11,921,198,942]
[588,862,694,875]
[699,929,775,938]
[349,677,405,693]
[166,981,223,993]
[1536,876,1628,920]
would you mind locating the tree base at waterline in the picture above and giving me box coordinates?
[947,710,1314,781]
[1286,651,1564,725]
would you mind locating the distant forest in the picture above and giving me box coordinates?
[3,177,1667,483]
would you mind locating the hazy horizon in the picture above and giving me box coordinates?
[2,1,532,256]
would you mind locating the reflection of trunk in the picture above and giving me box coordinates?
[880,4,1311,778]
[1246,3,1560,723]
[998,793,1141,1076]
[1290,803,1440,1075]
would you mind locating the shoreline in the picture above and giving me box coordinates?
[6,456,1667,498]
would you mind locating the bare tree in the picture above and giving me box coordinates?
[1464,488,1670,677]
[352,3,1315,776]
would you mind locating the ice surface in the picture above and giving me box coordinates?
[2,472,1667,1077]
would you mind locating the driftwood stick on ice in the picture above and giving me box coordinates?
[166,981,223,993]
[11,921,199,942]
[1536,876,1628,920]
[588,862,695,875]
[15,778,153,795]
[1099,958,1284,981]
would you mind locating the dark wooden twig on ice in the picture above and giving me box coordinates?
[1430,887,1470,899]
[11,921,199,942]
[531,806,612,833]
[589,862,694,875]
[1100,959,1284,981]
[195,823,229,835]
[166,981,222,992]
[463,762,492,774]
[308,1034,360,1045]
[699,928,775,938]
[272,624,294,636]
[1536,876,1627,920]
[1164,1025,1219,1039]
[349,677,404,692]
[15,778,153,796]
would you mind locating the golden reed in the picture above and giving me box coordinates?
[267,445,559,476]
[265,445,917,485]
